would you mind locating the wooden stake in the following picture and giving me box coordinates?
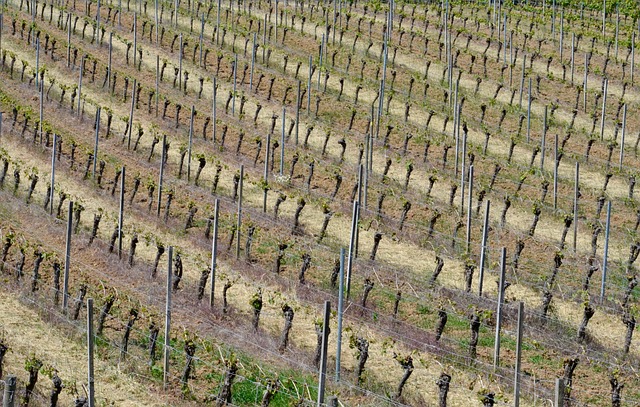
[163,246,173,391]
[465,165,473,254]
[236,165,243,259]
[108,32,113,91]
[133,13,137,68]
[35,38,39,90]
[118,166,125,258]
[478,200,490,297]
[250,33,256,90]
[127,79,136,149]
[264,131,270,212]
[155,0,158,44]
[460,125,467,216]
[541,106,547,171]
[262,13,267,62]
[554,134,558,209]
[50,134,56,215]
[492,0,496,27]
[509,32,514,87]
[571,33,575,84]
[514,301,524,407]
[155,55,159,116]
[376,80,383,139]
[78,56,85,116]
[187,105,195,181]
[368,125,374,174]
[199,14,204,66]
[216,0,221,44]
[295,80,300,145]
[381,32,389,110]
[619,104,626,169]
[493,247,506,369]
[559,11,564,61]
[67,13,71,68]
[173,0,178,27]
[232,54,237,115]
[601,201,611,300]
[87,297,95,407]
[212,78,217,142]
[0,11,3,60]
[555,378,565,407]
[316,301,331,406]
[63,200,73,311]
[632,33,635,85]
[551,0,556,38]
[356,164,363,211]
[600,78,608,141]
[519,54,526,108]
[209,199,219,308]
[346,200,359,300]
[602,0,606,36]
[526,78,532,143]
[178,34,183,89]
[364,138,371,209]
[318,34,325,91]
[614,7,619,59]
[336,247,345,382]
[573,162,579,253]
[3,375,16,407]
[454,105,459,178]
[280,107,285,176]
[307,55,312,113]
[93,108,101,178]
[39,81,43,144]
[583,53,588,112]
[157,135,166,216]
[332,0,337,44]
[503,14,507,65]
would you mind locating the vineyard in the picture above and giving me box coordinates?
[0,0,640,405]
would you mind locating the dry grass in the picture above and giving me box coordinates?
[1,0,640,405]
[0,292,165,406]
